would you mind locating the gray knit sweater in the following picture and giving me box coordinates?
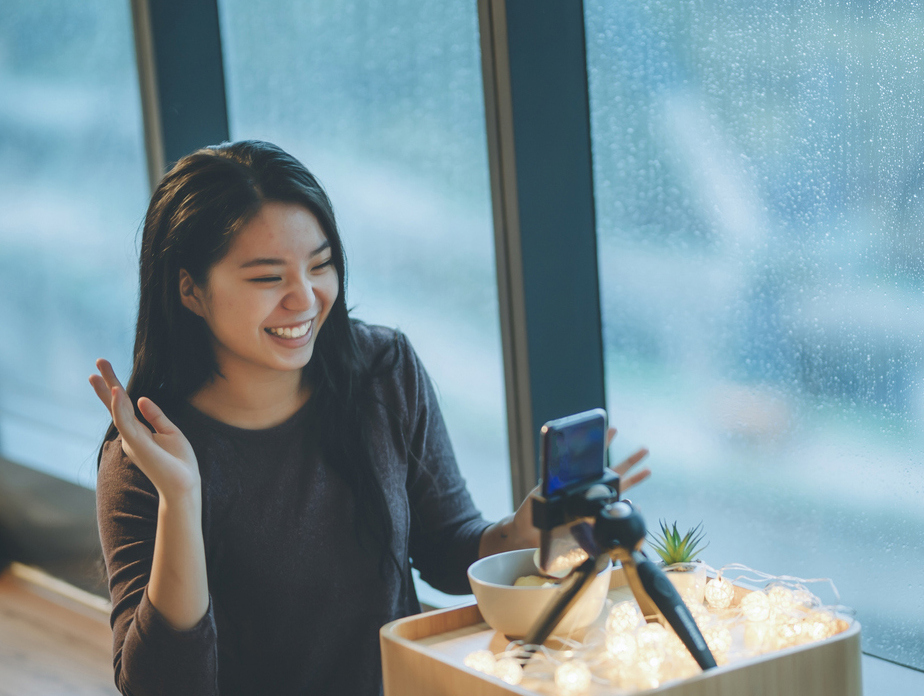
[96,324,490,695]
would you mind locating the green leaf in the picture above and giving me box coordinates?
[647,520,709,564]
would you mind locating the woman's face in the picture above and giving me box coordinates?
[180,201,339,382]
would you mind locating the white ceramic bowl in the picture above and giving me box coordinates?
[467,548,612,638]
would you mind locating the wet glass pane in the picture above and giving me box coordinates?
[0,0,148,487]
[586,0,924,667]
[217,0,510,521]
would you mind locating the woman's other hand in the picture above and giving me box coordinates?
[90,358,200,499]
[479,427,651,558]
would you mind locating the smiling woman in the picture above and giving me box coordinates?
[89,141,643,696]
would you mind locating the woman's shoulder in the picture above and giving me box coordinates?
[350,320,427,406]
[350,320,419,371]
[351,320,405,354]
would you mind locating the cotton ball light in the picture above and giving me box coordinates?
[665,633,699,678]
[636,622,668,649]
[793,588,816,608]
[605,631,637,664]
[704,577,734,610]
[636,644,665,673]
[635,623,668,674]
[606,601,642,634]
[739,591,770,622]
[776,616,806,647]
[744,621,773,652]
[464,650,496,675]
[554,660,593,695]
[493,657,523,685]
[664,631,691,661]
[767,585,797,613]
[686,601,710,627]
[702,625,732,658]
[802,610,836,642]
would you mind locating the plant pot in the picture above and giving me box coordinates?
[661,560,706,605]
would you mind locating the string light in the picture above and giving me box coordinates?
[744,620,773,652]
[804,611,836,641]
[606,601,642,635]
[686,601,710,627]
[739,591,770,622]
[636,622,668,648]
[635,623,668,674]
[554,660,593,694]
[636,644,666,673]
[776,616,805,647]
[466,565,849,693]
[793,588,816,608]
[704,576,734,610]
[767,585,797,613]
[605,631,638,664]
[493,657,524,685]
[463,649,496,675]
[702,625,732,660]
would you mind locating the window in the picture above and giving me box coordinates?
[0,0,148,488]
[586,0,924,667]
[216,0,510,521]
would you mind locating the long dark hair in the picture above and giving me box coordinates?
[101,140,400,577]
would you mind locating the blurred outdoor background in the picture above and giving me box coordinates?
[0,0,921,669]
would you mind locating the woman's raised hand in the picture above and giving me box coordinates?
[90,359,200,499]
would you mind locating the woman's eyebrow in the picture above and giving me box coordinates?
[239,242,331,269]
[240,257,285,269]
[311,240,331,257]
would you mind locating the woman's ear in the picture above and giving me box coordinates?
[179,269,206,317]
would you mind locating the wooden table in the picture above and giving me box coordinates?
[0,563,118,696]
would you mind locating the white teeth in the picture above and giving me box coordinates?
[268,321,311,339]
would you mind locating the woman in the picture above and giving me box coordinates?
[91,140,650,695]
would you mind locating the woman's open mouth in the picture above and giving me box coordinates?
[265,320,313,341]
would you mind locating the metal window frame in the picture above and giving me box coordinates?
[479,0,606,506]
[131,0,230,190]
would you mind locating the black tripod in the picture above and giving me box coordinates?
[524,496,717,671]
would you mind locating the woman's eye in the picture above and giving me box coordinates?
[312,259,334,271]
[250,276,282,283]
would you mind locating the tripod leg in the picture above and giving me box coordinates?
[631,554,717,670]
[521,555,609,651]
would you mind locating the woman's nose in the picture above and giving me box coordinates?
[283,275,316,312]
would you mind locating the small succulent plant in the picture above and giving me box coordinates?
[648,520,709,565]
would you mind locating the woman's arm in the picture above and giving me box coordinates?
[91,359,209,629]
[92,360,216,695]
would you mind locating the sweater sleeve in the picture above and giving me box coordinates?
[399,334,492,594]
[96,438,219,696]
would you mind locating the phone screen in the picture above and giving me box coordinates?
[542,411,606,496]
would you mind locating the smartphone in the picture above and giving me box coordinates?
[540,408,607,497]
[537,408,609,576]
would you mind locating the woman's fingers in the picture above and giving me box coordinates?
[109,386,143,438]
[89,359,127,417]
[611,447,649,476]
[88,374,114,413]
[610,446,651,494]
[137,397,179,436]
[95,358,123,389]
[619,467,652,494]
[605,426,617,448]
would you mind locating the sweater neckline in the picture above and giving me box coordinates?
[175,397,313,439]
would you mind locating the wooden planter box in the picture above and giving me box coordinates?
[381,569,861,696]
